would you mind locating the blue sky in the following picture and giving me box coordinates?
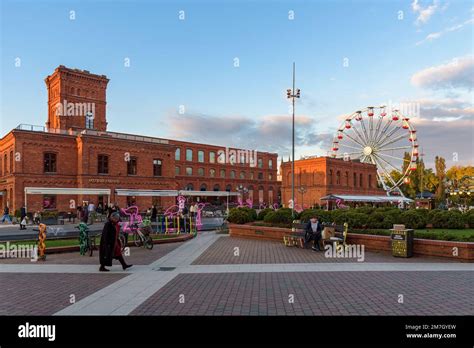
[1,0,473,168]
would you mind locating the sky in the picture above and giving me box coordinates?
[0,0,473,170]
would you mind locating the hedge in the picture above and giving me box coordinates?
[263,209,293,225]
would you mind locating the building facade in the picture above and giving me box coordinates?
[280,156,385,208]
[0,66,278,213]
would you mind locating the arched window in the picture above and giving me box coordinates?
[185,183,194,190]
[175,148,181,161]
[360,173,363,188]
[9,150,13,173]
[258,158,263,168]
[268,186,274,205]
[336,171,341,185]
[3,154,7,174]
[198,168,205,176]
[220,169,226,178]
[353,172,357,187]
[213,184,220,191]
[258,185,264,204]
[225,184,232,192]
[240,171,245,179]
[268,159,273,169]
[209,168,216,177]
[345,171,349,186]
[329,170,333,185]
[200,183,207,191]
[230,170,236,179]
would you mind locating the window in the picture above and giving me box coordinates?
[186,167,193,176]
[353,172,357,187]
[239,171,245,179]
[258,158,263,168]
[250,172,254,180]
[209,151,216,163]
[198,150,204,163]
[200,183,207,191]
[9,150,13,173]
[225,184,232,192]
[127,157,137,175]
[175,148,181,161]
[185,183,194,190]
[329,170,333,185]
[360,173,363,188]
[3,154,6,174]
[85,112,94,129]
[345,171,349,186]
[230,170,236,179]
[198,168,205,176]
[269,173,273,180]
[220,169,226,178]
[368,174,372,188]
[43,195,57,210]
[213,184,220,191]
[210,168,216,177]
[175,166,181,175]
[258,172,263,180]
[44,153,57,173]
[269,159,273,169]
[153,159,162,176]
[98,155,109,174]
[336,171,341,185]
[186,149,193,161]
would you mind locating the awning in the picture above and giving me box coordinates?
[115,189,178,197]
[320,194,413,203]
[25,187,111,195]
[114,189,240,197]
[178,190,240,197]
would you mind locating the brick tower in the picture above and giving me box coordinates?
[45,65,109,131]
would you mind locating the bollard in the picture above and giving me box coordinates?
[177,216,180,235]
[37,223,47,261]
[78,222,88,255]
[165,216,168,234]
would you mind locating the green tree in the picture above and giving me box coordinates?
[435,156,446,201]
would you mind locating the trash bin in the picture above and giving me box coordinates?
[390,224,414,258]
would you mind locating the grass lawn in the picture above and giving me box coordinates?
[0,233,188,248]
[351,228,474,242]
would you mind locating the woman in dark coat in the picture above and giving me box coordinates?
[99,212,133,272]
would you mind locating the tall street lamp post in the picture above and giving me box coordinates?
[286,63,301,218]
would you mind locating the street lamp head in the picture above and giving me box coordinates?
[286,89,292,99]
[296,89,301,98]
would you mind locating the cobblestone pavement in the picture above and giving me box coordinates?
[0,273,126,315]
[192,237,454,265]
[131,271,474,316]
[0,242,182,265]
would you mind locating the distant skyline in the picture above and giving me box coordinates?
[1,0,473,169]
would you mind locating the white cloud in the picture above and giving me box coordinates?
[416,18,474,45]
[411,55,474,90]
[412,0,440,25]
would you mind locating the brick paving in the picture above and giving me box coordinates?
[0,242,182,265]
[131,271,474,316]
[192,236,453,265]
[0,273,126,315]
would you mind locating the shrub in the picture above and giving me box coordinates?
[238,207,257,221]
[227,208,252,224]
[263,209,293,225]
[427,209,465,229]
[465,210,474,228]
[299,209,332,223]
[257,208,273,221]
[400,210,426,229]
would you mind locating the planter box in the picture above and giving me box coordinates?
[229,224,474,262]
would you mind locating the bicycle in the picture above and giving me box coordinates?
[76,222,97,257]
[132,220,154,250]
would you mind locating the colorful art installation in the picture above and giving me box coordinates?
[120,206,143,234]
[195,202,207,231]
[336,198,348,209]
[37,223,47,261]
[288,199,304,213]
[237,197,253,208]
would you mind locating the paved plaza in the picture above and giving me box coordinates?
[0,232,472,316]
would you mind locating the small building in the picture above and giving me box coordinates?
[280,156,387,208]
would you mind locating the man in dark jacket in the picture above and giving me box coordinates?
[304,215,323,251]
[99,212,133,272]
[19,205,27,230]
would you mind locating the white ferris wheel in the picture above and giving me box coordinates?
[330,106,419,196]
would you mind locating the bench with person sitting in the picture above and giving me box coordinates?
[283,214,348,252]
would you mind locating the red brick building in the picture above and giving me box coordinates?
[0,66,278,213]
[280,156,385,208]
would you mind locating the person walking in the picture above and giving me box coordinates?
[88,201,96,224]
[81,203,89,224]
[99,212,133,272]
[1,206,11,224]
[19,205,27,230]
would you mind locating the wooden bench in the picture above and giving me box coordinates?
[322,223,349,251]
[283,222,306,248]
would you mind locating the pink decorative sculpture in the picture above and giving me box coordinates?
[120,206,143,233]
[195,202,207,230]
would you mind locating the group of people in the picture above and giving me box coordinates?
[1,205,28,230]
